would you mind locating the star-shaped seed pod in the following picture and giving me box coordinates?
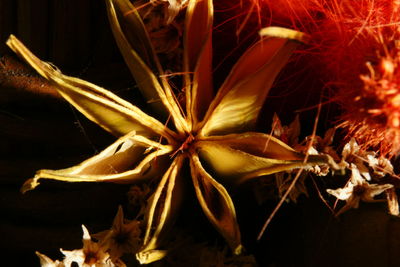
[7,0,329,263]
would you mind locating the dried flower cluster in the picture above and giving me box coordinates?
[4,0,400,266]
[6,0,334,265]
[327,139,396,216]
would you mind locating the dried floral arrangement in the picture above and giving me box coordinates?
[2,0,400,266]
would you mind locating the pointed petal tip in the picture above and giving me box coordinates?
[259,27,311,44]
[136,249,167,264]
[21,177,40,194]
[6,34,21,53]
[233,244,244,255]
[5,34,16,46]
[81,224,91,240]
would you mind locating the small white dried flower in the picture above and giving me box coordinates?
[61,225,115,267]
[327,164,393,216]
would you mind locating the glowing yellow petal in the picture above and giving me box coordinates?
[21,132,173,193]
[6,35,176,141]
[200,28,308,136]
[107,0,162,74]
[190,153,242,254]
[137,155,184,263]
[184,0,213,125]
[136,250,168,265]
[107,0,189,133]
[106,0,163,115]
[259,27,310,44]
[196,132,327,183]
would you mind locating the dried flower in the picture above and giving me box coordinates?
[341,139,373,181]
[7,0,328,263]
[61,225,116,267]
[341,138,395,180]
[93,206,141,260]
[327,164,393,216]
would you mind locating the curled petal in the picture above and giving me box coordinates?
[21,132,172,193]
[196,132,328,183]
[200,27,309,136]
[107,0,189,134]
[137,156,184,263]
[184,0,213,125]
[190,153,242,254]
[6,35,176,141]
[106,0,164,117]
[107,0,162,74]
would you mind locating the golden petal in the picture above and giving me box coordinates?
[136,250,168,265]
[137,155,185,263]
[259,27,310,44]
[184,0,214,125]
[6,35,177,141]
[21,132,172,193]
[107,0,189,133]
[107,0,162,74]
[200,29,307,136]
[196,132,328,183]
[190,153,242,254]
[106,0,164,116]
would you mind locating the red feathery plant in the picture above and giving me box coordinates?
[249,0,400,157]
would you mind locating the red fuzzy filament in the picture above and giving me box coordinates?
[253,0,400,156]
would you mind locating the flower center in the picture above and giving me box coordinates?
[171,134,195,157]
[353,185,366,196]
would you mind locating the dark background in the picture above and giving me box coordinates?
[1,1,400,266]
